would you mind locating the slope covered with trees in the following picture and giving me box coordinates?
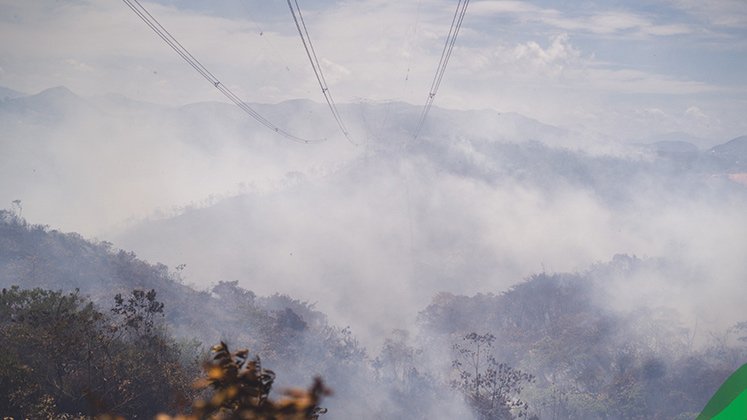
[1,210,744,419]
[418,259,745,419]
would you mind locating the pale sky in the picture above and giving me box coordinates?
[1,0,746,143]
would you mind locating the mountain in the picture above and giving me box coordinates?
[0,210,387,416]
[417,256,737,419]
[0,85,25,101]
[4,85,747,353]
[2,210,741,420]
[112,134,747,350]
[708,135,747,171]
[0,86,92,117]
[0,85,573,237]
[641,131,713,149]
[647,140,699,156]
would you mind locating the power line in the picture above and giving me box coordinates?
[240,3,295,73]
[412,0,470,140]
[121,0,322,144]
[286,0,355,145]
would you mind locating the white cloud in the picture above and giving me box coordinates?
[512,34,580,73]
[641,107,667,117]
[469,2,695,38]
[641,23,693,36]
[460,34,713,97]
[320,58,352,84]
[666,0,747,27]
[64,58,94,73]
[581,68,714,95]
[469,1,542,14]
[685,105,707,119]
[543,11,647,34]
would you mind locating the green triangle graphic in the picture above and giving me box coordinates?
[712,389,747,420]
[698,364,747,419]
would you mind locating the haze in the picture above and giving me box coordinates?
[1,1,746,418]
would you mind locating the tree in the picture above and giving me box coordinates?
[0,286,105,417]
[112,288,165,338]
[452,333,534,419]
[104,289,195,418]
[0,286,197,419]
[160,342,331,420]
[376,329,420,384]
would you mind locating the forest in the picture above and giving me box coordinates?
[1,209,744,419]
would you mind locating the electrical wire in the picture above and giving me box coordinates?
[240,2,294,73]
[287,0,355,145]
[121,0,322,144]
[412,0,470,140]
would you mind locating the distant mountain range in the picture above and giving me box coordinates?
[0,86,25,101]
[0,85,605,236]
[3,85,744,311]
[708,135,747,171]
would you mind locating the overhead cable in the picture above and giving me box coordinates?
[121,0,322,144]
[412,0,470,140]
[287,0,355,145]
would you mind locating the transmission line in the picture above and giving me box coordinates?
[121,0,321,144]
[412,0,470,140]
[287,0,355,145]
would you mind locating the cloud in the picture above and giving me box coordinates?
[685,105,707,119]
[641,23,693,36]
[461,34,713,97]
[581,68,714,94]
[470,1,695,37]
[469,1,542,14]
[512,34,581,70]
[543,11,649,34]
[666,0,747,28]
[64,58,94,73]
[320,58,352,84]
[641,107,668,118]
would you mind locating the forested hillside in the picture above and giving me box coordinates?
[2,210,744,419]
[419,260,746,419]
[0,210,374,417]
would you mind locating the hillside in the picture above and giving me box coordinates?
[417,263,741,419]
[113,132,747,349]
[708,135,747,171]
[0,210,374,413]
[2,86,746,419]
[0,86,580,237]
[3,210,746,419]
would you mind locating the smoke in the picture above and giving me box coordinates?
[2,87,745,355]
[2,85,746,419]
[57,96,735,352]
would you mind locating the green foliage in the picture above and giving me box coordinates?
[0,286,197,419]
[0,285,332,420]
[0,286,104,417]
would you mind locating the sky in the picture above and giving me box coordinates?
[1,0,746,143]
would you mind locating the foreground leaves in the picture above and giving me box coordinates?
[159,342,331,420]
